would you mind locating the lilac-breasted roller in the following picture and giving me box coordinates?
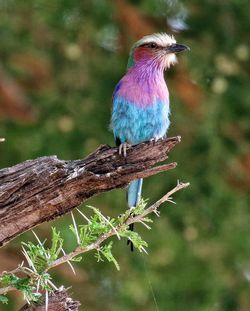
[111,33,189,248]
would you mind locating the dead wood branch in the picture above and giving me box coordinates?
[19,287,80,311]
[0,136,180,247]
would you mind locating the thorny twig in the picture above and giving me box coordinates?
[0,181,189,297]
[46,181,189,270]
[0,265,39,295]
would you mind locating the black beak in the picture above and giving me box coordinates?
[166,43,190,53]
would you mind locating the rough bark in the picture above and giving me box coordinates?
[0,136,180,247]
[19,287,80,311]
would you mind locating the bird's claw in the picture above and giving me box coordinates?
[150,137,159,144]
[119,142,131,157]
[150,137,164,144]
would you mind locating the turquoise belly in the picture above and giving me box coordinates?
[111,97,170,144]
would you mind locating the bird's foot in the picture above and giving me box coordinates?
[119,142,131,157]
[150,137,159,144]
[150,137,164,144]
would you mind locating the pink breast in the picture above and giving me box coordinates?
[117,74,169,107]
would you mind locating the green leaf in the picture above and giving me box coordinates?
[120,230,148,251]
[95,250,104,263]
[21,241,48,273]
[0,273,42,303]
[131,198,148,216]
[70,256,82,262]
[142,217,153,223]
[0,295,8,304]
[49,227,64,262]
[100,242,120,271]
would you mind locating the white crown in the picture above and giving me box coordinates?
[137,33,176,47]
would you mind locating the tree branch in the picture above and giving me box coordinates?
[46,181,189,271]
[0,136,180,247]
[0,181,189,310]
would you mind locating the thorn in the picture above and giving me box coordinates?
[76,208,91,224]
[47,279,58,290]
[32,230,49,258]
[88,206,121,240]
[61,248,76,275]
[153,209,160,217]
[25,295,31,305]
[71,212,80,245]
[167,199,176,205]
[21,246,37,272]
[36,278,41,293]
[45,288,49,311]
[140,246,148,255]
[139,220,151,230]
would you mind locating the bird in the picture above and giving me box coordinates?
[110,33,189,250]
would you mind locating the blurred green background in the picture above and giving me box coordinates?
[0,0,249,310]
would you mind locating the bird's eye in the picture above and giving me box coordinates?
[140,42,158,49]
[149,43,157,48]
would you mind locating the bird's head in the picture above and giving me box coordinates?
[127,33,189,70]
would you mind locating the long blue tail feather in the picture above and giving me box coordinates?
[127,178,143,251]
[127,179,143,207]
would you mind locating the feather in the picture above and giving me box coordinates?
[110,33,188,251]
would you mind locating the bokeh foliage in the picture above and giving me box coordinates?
[0,0,249,310]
